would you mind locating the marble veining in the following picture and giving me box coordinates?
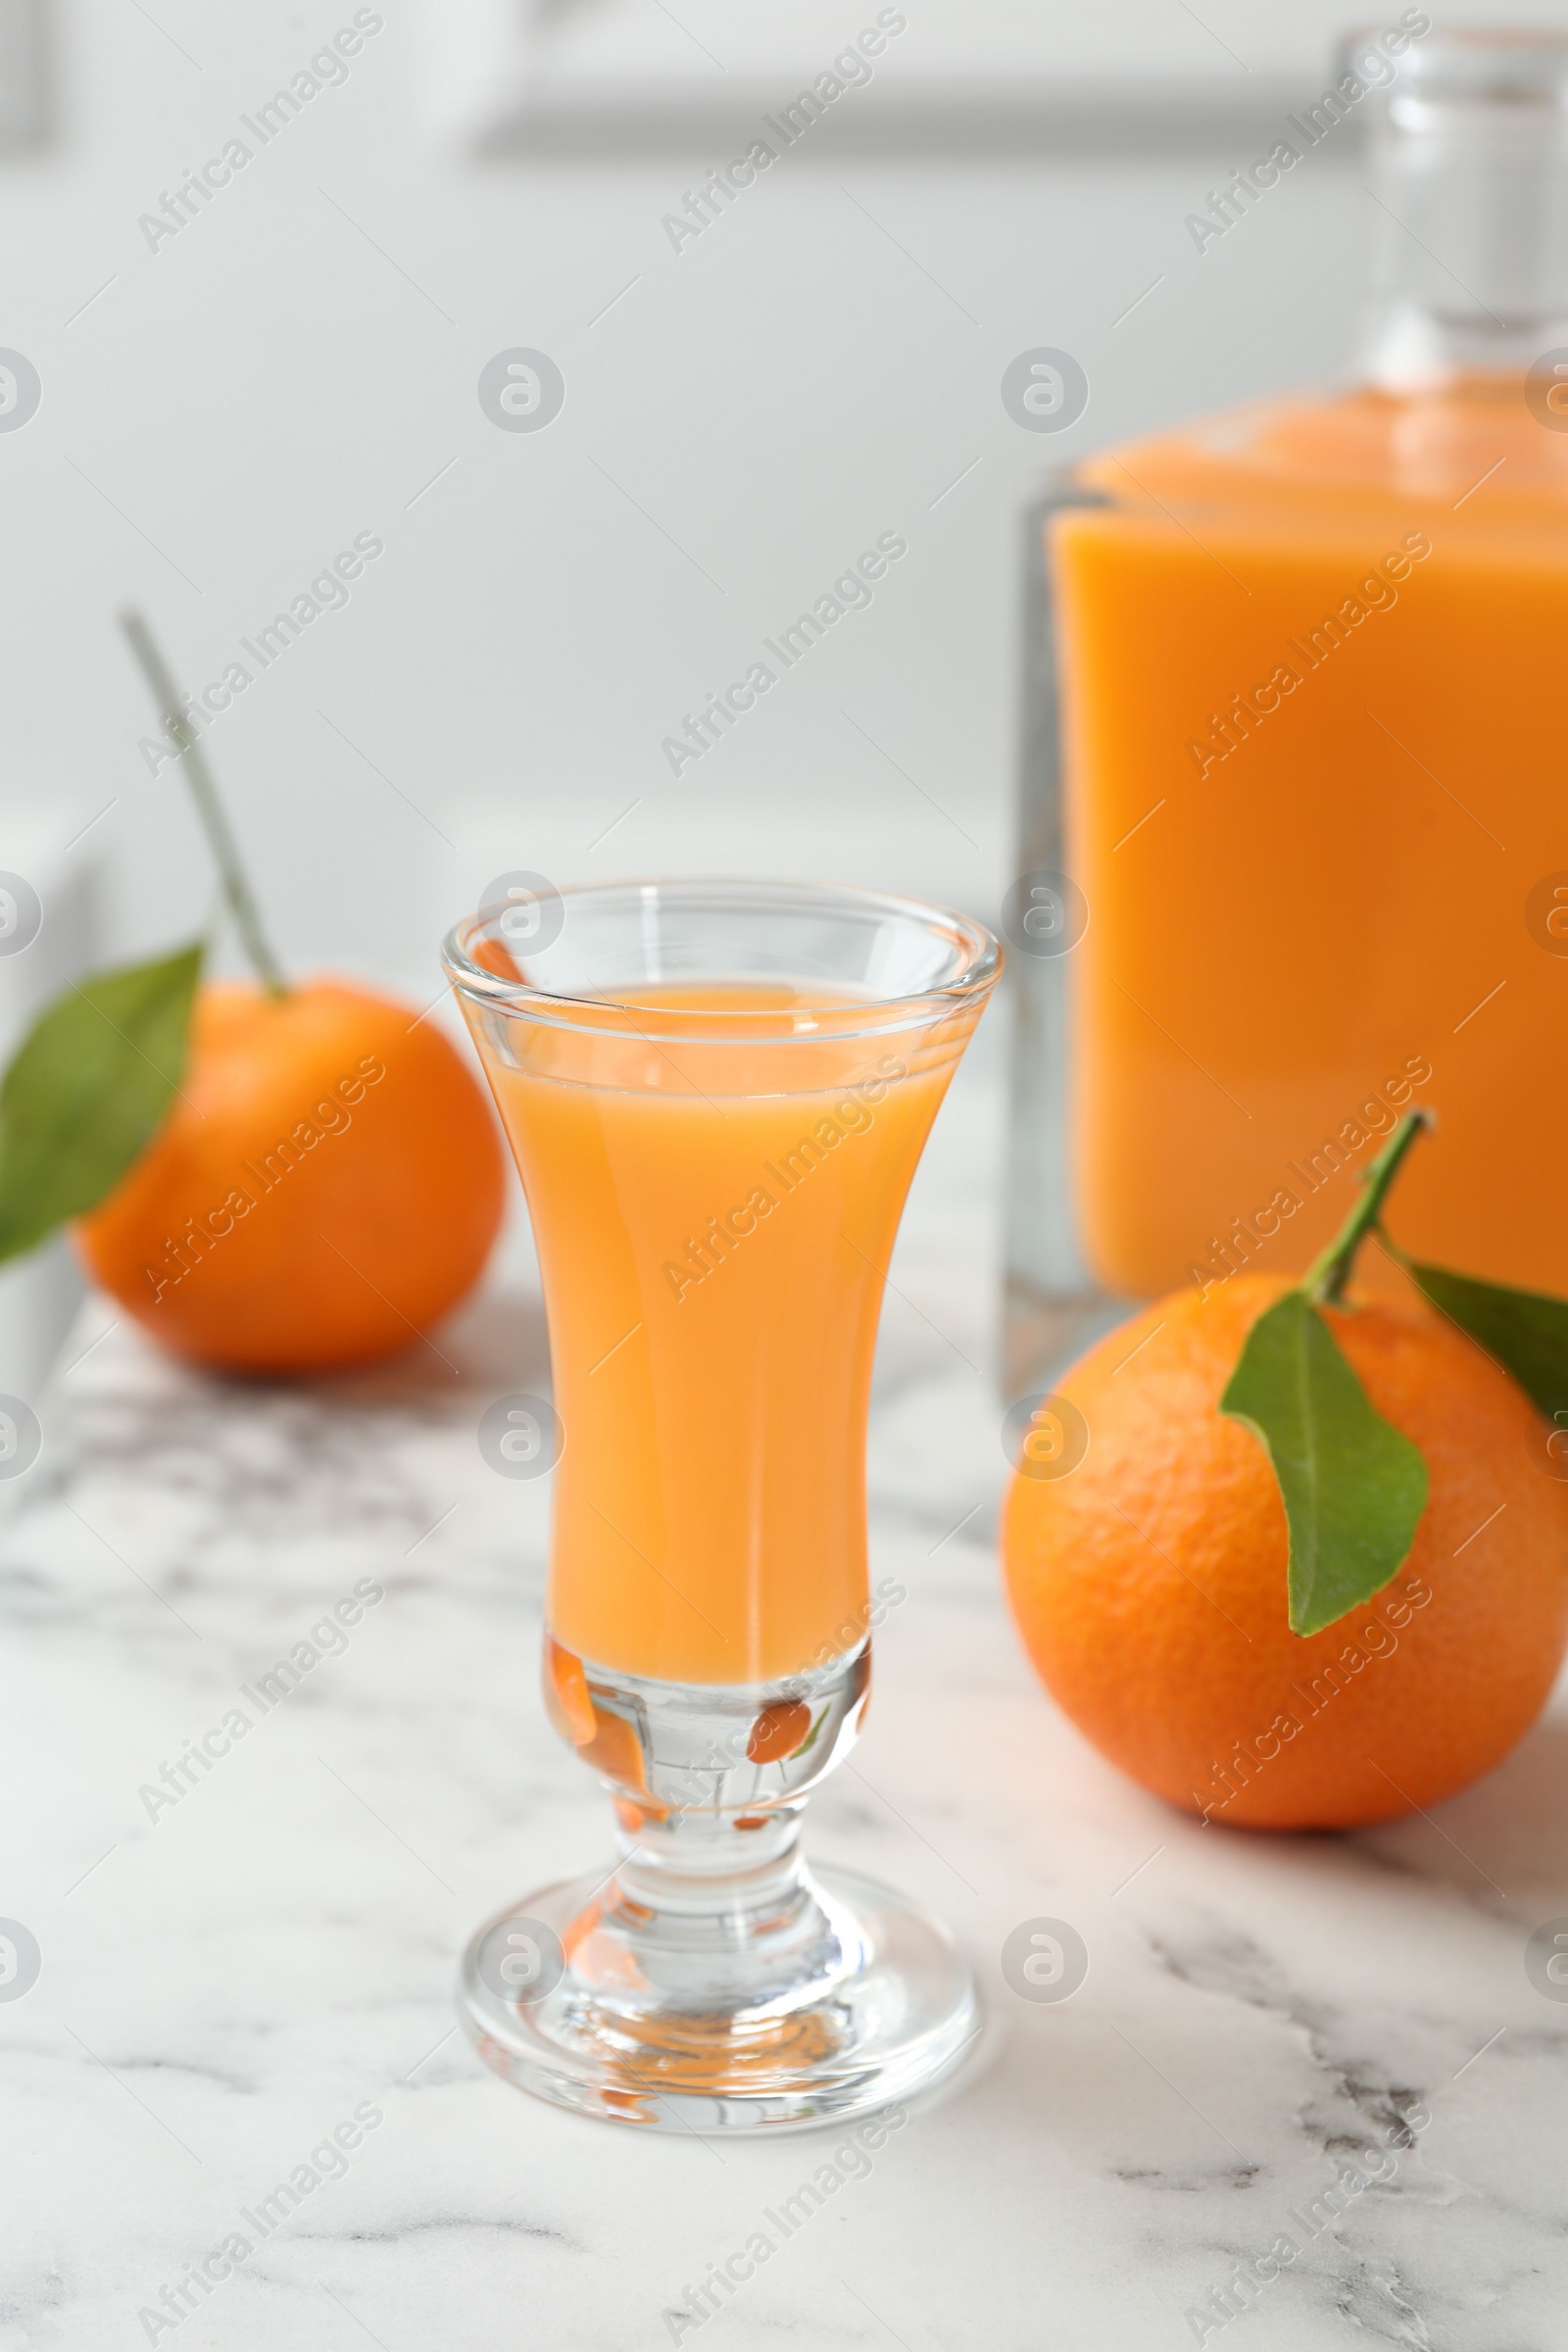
[2,1043,1567,2349]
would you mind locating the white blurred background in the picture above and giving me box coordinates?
[0,0,1555,1381]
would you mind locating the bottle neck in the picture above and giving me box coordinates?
[1360,74,1568,392]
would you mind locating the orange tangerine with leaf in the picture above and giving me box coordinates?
[0,612,503,1374]
[1003,1118,1568,1829]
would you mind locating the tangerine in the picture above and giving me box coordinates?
[1002,1272,1568,1829]
[74,979,505,1374]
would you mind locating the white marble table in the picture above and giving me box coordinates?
[4,1036,1567,2352]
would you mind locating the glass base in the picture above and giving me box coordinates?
[459,1859,980,2132]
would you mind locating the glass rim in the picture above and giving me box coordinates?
[1343,23,1568,101]
[441,875,1002,1035]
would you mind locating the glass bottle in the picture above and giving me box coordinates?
[1007,25,1568,1396]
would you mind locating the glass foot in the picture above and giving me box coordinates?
[459,1860,981,2132]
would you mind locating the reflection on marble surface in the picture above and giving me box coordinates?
[2,1037,1566,2349]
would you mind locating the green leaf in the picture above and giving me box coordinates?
[1220,1290,1428,1637]
[0,944,204,1263]
[1404,1260,1568,1421]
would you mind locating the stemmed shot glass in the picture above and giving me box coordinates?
[443,878,1001,2131]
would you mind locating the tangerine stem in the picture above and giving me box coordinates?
[1301,1109,1431,1306]
[120,609,289,1001]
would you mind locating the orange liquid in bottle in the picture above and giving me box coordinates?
[1055,382,1568,1299]
[484,984,969,1685]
